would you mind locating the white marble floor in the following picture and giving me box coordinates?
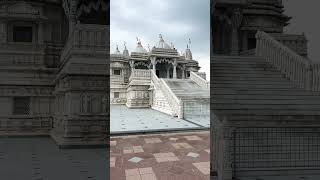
[110,105,209,134]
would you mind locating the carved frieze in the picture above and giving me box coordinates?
[0,86,53,96]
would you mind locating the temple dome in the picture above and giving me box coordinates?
[133,41,148,54]
[123,44,129,56]
[155,35,171,49]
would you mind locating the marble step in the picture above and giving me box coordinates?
[212,109,320,115]
[212,69,281,75]
[212,62,273,67]
[213,94,320,100]
[213,83,296,89]
[212,80,295,85]
[213,99,320,104]
[213,103,320,109]
[212,66,276,71]
[212,76,289,81]
[212,73,285,78]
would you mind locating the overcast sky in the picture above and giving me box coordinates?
[284,0,320,62]
[110,0,210,78]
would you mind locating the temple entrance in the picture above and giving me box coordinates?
[155,62,173,78]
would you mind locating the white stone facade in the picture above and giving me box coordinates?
[110,36,209,119]
[0,0,109,147]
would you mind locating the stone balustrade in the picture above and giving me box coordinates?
[190,71,210,89]
[151,70,183,118]
[255,31,320,91]
[129,69,151,82]
[311,63,320,91]
[270,33,308,57]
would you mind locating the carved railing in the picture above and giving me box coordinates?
[311,64,320,91]
[129,69,151,82]
[190,71,210,89]
[255,31,318,90]
[270,33,308,57]
[60,23,108,65]
[151,70,183,118]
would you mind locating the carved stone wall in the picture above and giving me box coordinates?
[126,86,150,108]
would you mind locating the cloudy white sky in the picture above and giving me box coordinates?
[110,0,210,78]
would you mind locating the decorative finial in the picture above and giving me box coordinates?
[115,44,120,54]
[159,34,162,39]
[136,37,141,44]
[147,44,150,51]
[188,38,191,49]
[124,41,127,49]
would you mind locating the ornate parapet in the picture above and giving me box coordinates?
[129,69,151,83]
[60,23,108,68]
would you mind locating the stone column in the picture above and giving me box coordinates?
[182,65,186,79]
[0,20,7,43]
[151,57,156,72]
[38,22,44,44]
[231,8,243,56]
[173,59,177,79]
[129,60,135,70]
[166,66,170,78]
[68,0,78,37]
[212,115,233,180]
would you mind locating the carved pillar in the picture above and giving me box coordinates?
[38,22,44,44]
[63,0,78,37]
[151,57,157,72]
[231,8,243,56]
[212,115,233,180]
[166,65,170,78]
[173,59,177,79]
[182,65,186,79]
[0,20,7,43]
[129,60,135,70]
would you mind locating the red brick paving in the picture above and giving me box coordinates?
[110,131,210,180]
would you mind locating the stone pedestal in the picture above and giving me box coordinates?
[211,115,233,180]
[126,85,150,108]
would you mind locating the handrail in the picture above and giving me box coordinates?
[151,70,183,118]
[255,31,314,90]
[190,71,210,89]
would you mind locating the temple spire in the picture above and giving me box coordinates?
[123,41,129,56]
[115,44,121,54]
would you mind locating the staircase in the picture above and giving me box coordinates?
[211,31,320,179]
[213,56,320,124]
[163,78,209,122]
[163,79,209,100]
[150,70,209,121]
